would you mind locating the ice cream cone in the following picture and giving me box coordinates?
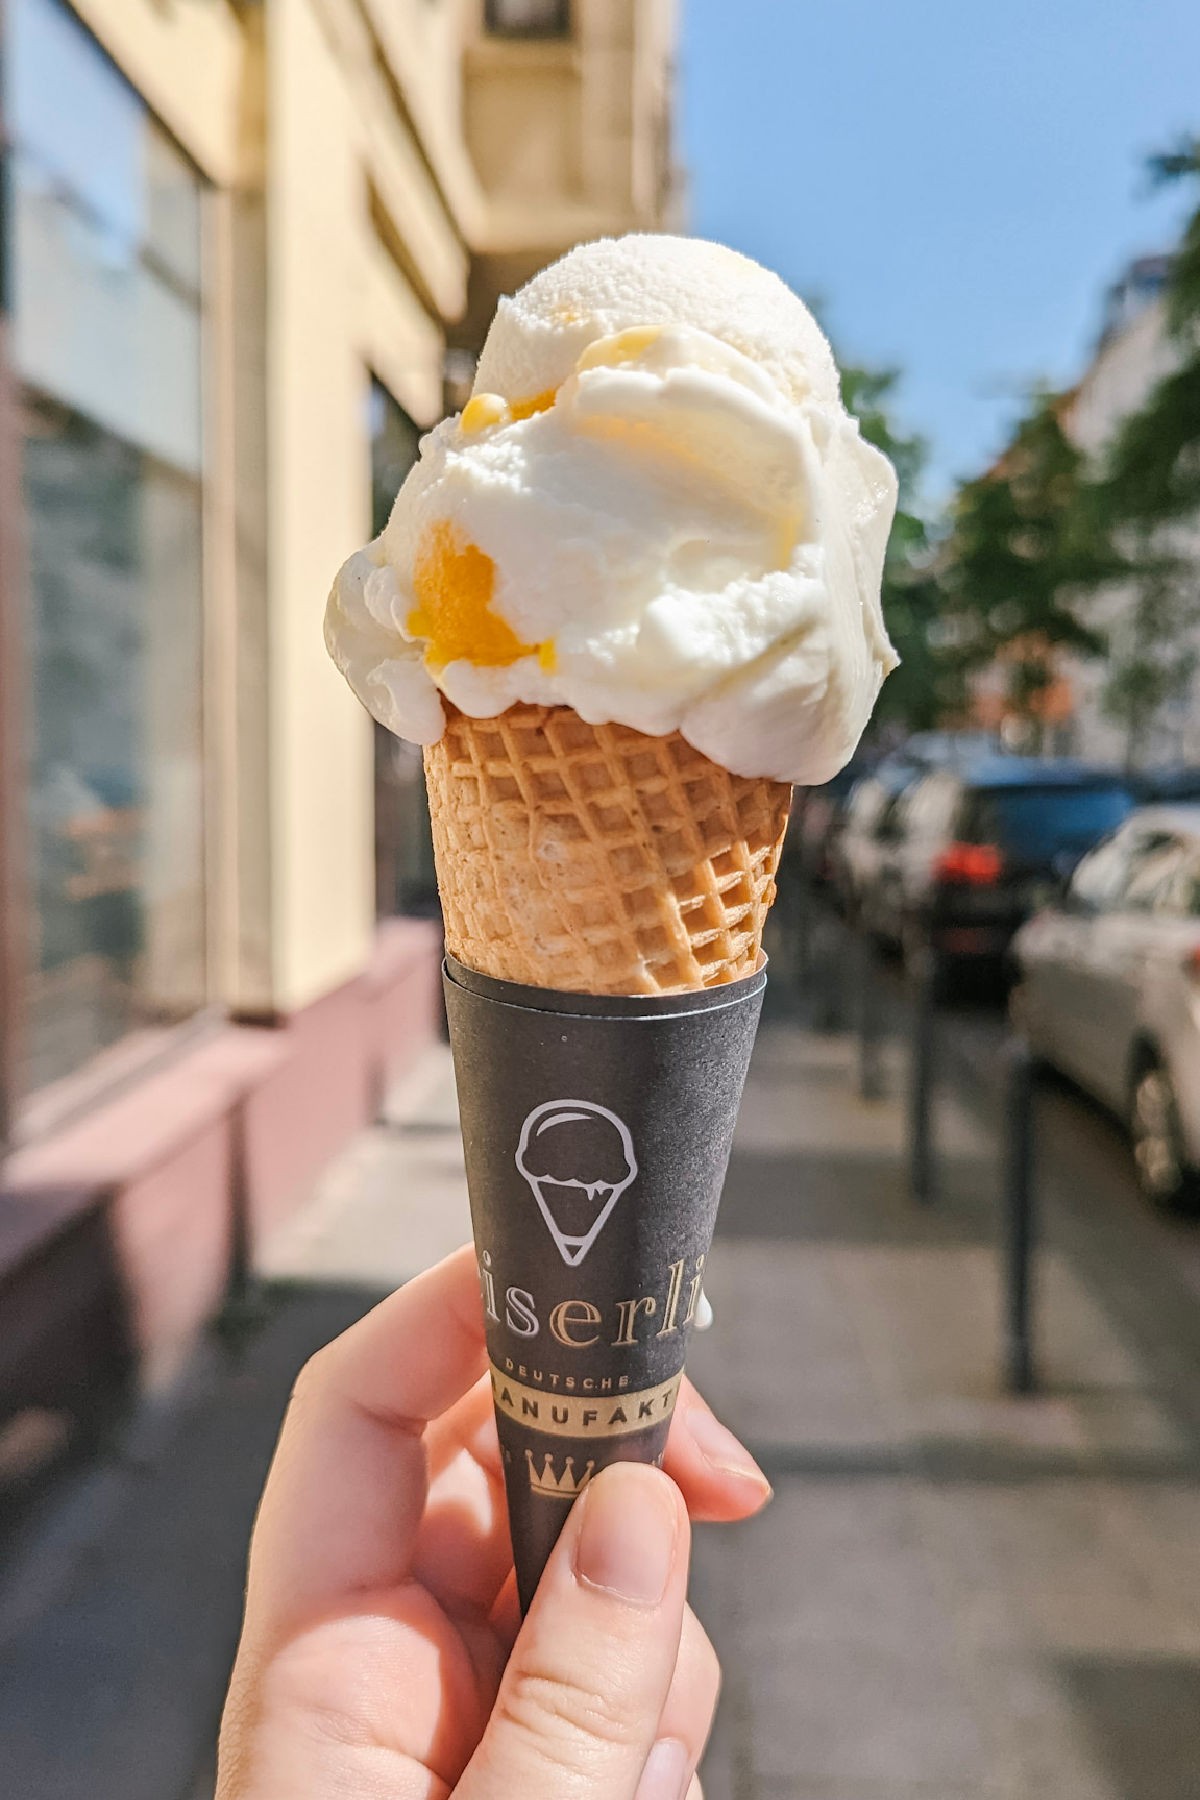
[424,703,791,997]
[443,957,767,1614]
[429,704,788,1610]
[328,237,897,1621]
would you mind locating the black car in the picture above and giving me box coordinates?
[836,735,997,925]
[874,758,1137,972]
[1137,768,1200,805]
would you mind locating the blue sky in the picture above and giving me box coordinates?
[681,0,1200,503]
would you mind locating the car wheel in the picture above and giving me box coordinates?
[1130,1063,1199,1211]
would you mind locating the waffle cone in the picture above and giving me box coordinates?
[424,704,791,995]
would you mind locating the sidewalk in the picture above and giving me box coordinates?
[1,993,1198,1798]
[690,1007,1200,1799]
[0,1051,474,1800]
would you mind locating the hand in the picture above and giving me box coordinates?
[216,1244,771,1799]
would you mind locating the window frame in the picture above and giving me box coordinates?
[1119,833,1190,915]
[1067,824,1141,916]
[1,0,31,1150]
[368,375,438,921]
[1159,844,1200,919]
[484,0,571,40]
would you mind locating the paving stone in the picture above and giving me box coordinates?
[716,1479,952,1655]
[740,1635,998,1789]
[0,1288,380,1800]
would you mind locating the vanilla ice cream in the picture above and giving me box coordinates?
[325,234,898,785]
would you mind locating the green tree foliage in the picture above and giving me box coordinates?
[939,392,1110,740]
[1100,555,1198,769]
[840,365,953,731]
[1104,139,1200,527]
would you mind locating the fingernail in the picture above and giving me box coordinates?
[635,1737,691,1800]
[575,1464,677,1605]
[685,1402,771,1490]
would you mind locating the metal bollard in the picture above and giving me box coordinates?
[1002,1037,1038,1394]
[216,1100,268,1354]
[811,901,846,1034]
[907,947,937,1204]
[795,870,813,988]
[855,931,885,1101]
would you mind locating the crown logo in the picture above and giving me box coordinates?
[525,1450,595,1499]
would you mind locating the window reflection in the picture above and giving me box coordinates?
[20,398,206,1092]
[8,0,206,1095]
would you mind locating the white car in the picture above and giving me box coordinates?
[1011,806,1200,1208]
[834,771,912,918]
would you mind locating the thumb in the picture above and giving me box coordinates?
[457,1462,689,1800]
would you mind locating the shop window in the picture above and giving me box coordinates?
[6,0,206,1095]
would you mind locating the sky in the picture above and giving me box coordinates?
[681,0,1200,504]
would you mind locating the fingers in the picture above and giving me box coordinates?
[457,1463,690,1800]
[414,1376,513,1615]
[662,1379,772,1522]
[633,1608,720,1800]
[415,1373,769,1627]
[243,1245,487,1643]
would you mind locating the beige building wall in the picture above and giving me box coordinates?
[62,0,679,1022]
[266,0,376,1013]
[460,0,679,343]
[68,0,243,186]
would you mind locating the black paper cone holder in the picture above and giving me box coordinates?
[443,954,766,1614]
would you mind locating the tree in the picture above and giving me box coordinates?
[1099,556,1198,768]
[940,393,1111,749]
[839,365,955,732]
[1092,137,1200,767]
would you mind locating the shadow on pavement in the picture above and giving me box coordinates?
[0,1280,385,1800]
[718,1146,995,1246]
[1058,1656,1200,1800]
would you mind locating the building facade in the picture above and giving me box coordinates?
[965,256,1200,769]
[0,0,677,1422]
[1059,259,1200,770]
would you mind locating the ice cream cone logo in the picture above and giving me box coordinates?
[515,1100,638,1267]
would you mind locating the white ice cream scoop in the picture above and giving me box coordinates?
[325,234,898,785]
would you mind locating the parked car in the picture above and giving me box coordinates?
[832,733,998,917]
[834,765,917,919]
[1011,806,1200,1207]
[866,758,1136,970]
[789,754,877,889]
[1136,767,1200,805]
